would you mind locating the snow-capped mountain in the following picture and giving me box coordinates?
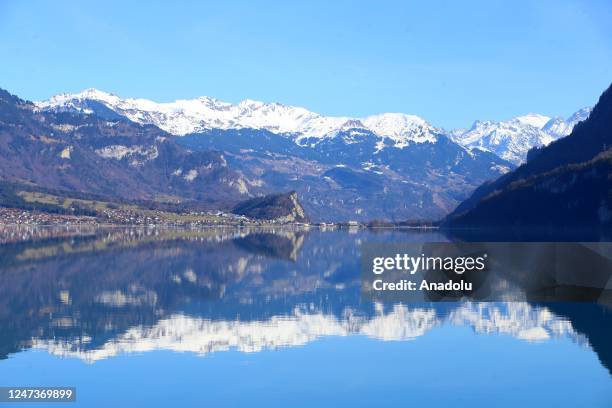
[363,113,437,146]
[28,88,592,220]
[543,107,592,139]
[36,89,442,147]
[0,86,510,222]
[37,89,590,166]
[451,110,591,165]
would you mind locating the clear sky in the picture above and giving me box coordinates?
[1,0,610,129]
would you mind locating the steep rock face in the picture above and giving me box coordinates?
[444,83,612,231]
[233,191,308,222]
[0,89,254,208]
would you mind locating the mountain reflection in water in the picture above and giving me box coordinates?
[0,225,610,378]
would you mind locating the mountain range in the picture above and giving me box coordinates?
[445,83,612,235]
[0,89,251,209]
[0,86,595,222]
[452,109,591,164]
[38,88,589,165]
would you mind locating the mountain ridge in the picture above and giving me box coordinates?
[2,86,597,222]
[29,88,516,221]
[0,88,256,209]
[451,109,591,164]
[37,89,589,164]
[444,82,612,234]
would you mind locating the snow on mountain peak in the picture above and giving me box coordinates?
[38,88,119,109]
[567,107,591,123]
[363,113,437,146]
[451,108,590,165]
[35,89,590,162]
[514,113,552,128]
[36,90,438,147]
[541,107,591,140]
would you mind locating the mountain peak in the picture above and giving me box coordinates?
[339,119,367,130]
[36,90,439,145]
[514,113,552,128]
[81,87,113,97]
[567,106,592,123]
[452,108,590,164]
[445,83,612,232]
[35,89,590,159]
[37,88,120,111]
[363,113,436,145]
[70,88,117,102]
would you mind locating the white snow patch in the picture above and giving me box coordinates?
[183,169,198,182]
[37,89,590,164]
[37,89,440,149]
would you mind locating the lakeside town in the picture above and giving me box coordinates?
[0,206,363,229]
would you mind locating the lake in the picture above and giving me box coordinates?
[0,226,610,407]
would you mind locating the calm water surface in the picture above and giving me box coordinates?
[0,226,610,407]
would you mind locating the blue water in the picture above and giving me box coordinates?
[2,327,610,407]
[0,227,610,407]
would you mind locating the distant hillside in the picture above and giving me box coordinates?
[233,192,308,223]
[444,83,612,232]
[0,88,256,210]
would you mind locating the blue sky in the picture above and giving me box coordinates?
[0,0,610,128]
